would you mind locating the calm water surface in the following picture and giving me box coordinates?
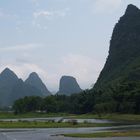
[0,125,140,140]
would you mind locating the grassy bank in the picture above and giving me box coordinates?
[0,112,70,119]
[0,112,139,128]
[67,114,140,123]
[0,121,117,128]
[64,131,140,138]
[0,112,140,123]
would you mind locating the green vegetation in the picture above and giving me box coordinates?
[13,88,140,115]
[13,91,95,115]
[0,121,116,128]
[0,112,70,119]
[0,112,140,123]
[64,131,140,138]
[68,114,140,123]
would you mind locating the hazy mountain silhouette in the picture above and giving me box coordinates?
[0,68,51,106]
[25,72,51,96]
[57,76,82,95]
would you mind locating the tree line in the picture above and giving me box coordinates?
[13,83,140,115]
[13,90,95,114]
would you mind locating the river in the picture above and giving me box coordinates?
[0,125,140,140]
[0,118,139,140]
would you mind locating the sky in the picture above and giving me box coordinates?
[0,0,140,92]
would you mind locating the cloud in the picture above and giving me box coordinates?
[0,62,47,82]
[0,43,42,52]
[46,54,103,90]
[0,53,103,91]
[60,54,102,87]
[34,11,53,19]
[30,0,41,6]
[0,9,18,20]
[33,8,69,19]
[0,60,51,91]
[92,0,122,14]
[32,8,70,29]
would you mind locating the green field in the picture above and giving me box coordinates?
[64,131,140,138]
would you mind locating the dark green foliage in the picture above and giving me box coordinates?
[13,90,95,114]
[13,96,43,114]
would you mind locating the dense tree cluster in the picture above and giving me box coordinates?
[13,85,140,114]
[94,81,140,114]
[13,90,95,114]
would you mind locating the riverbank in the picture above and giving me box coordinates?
[67,114,140,123]
[0,112,140,128]
[63,130,140,138]
[0,112,140,122]
[0,121,119,128]
[0,112,69,119]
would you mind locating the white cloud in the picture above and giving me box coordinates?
[32,8,70,29]
[0,53,103,91]
[0,43,42,52]
[34,11,53,19]
[0,9,18,19]
[33,8,70,19]
[93,0,122,14]
[31,0,41,6]
[46,54,103,90]
[0,61,52,91]
[60,54,102,88]
[0,62,47,82]
[12,64,46,79]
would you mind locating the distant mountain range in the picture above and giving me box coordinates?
[0,68,82,106]
[0,68,51,106]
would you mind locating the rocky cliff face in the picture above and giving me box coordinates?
[57,76,82,95]
[94,4,140,91]
[25,72,51,96]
